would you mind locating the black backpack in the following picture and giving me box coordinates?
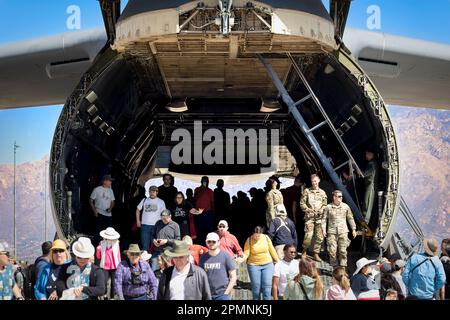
[22,263,37,300]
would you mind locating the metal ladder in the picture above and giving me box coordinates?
[258,53,364,222]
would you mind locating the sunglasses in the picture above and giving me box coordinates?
[53,249,65,254]
[287,251,296,254]
[0,252,9,257]
[218,225,226,228]
[129,253,140,257]
[206,241,217,244]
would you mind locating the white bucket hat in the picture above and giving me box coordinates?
[353,257,377,276]
[72,237,95,258]
[99,227,120,240]
[141,251,152,261]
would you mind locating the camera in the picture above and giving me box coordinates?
[131,269,142,285]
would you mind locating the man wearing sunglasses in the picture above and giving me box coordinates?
[322,190,357,268]
[272,244,299,300]
[0,242,24,300]
[199,233,237,300]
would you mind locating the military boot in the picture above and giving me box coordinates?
[313,253,322,262]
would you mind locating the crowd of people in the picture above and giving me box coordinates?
[0,171,448,301]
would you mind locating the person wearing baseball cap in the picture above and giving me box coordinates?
[216,220,243,259]
[136,183,166,255]
[150,209,181,272]
[90,174,116,245]
[198,232,237,300]
[34,239,71,300]
[403,238,446,300]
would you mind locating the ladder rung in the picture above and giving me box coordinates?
[294,94,311,107]
[333,160,350,172]
[306,120,327,133]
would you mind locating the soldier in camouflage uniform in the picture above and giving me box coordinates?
[322,190,357,267]
[300,174,327,262]
[265,178,284,228]
[362,150,378,229]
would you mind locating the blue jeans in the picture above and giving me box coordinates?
[125,294,147,300]
[150,250,162,272]
[95,214,113,246]
[247,263,274,300]
[141,224,155,252]
[213,294,231,300]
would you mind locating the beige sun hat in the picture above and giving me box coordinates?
[423,238,439,256]
[164,240,194,258]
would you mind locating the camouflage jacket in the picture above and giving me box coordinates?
[322,202,356,234]
[300,188,327,221]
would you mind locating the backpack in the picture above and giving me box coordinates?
[22,263,37,300]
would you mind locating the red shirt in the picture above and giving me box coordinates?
[218,231,243,258]
[194,187,214,211]
[189,244,209,265]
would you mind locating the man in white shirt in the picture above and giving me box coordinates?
[90,175,115,245]
[136,185,166,252]
[157,240,211,300]
[272,244,299,300]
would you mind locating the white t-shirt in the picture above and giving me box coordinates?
[170,265,189,300]
[273,259,299,297]
[137,197,166,226]
[90,186,115,217]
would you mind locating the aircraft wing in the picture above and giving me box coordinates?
[344,28,450,109]
[0,28,106,109]
[0,27,449,110]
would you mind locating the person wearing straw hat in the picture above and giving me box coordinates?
[96,227,121,299]
[56,237,105,300]
[350,257,377,297]
[157,240,211,300]
[403,238,446,300]
[114,244,158,300]
[34,239,71,300]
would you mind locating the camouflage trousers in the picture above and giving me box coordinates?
[302,220,324,254]
[327,233,349,267]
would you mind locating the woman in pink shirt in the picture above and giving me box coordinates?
[96,227,121,299]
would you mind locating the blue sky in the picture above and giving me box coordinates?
[0,0,449,164]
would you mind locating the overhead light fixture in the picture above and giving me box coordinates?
[340,121,351,132]
[85,91,98,103]
[347,115,358,126]
[351,104,362,116]
[99,122,109,132]
[166,98,188,112]
[324,64,335,74]
[87,104,98,116]
[260,98,281,113]
[105,126,115,136]
[92,115,103,126]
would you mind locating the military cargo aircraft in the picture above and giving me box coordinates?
[0,0,449,261]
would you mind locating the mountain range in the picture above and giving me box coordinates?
[0,106,448,262]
